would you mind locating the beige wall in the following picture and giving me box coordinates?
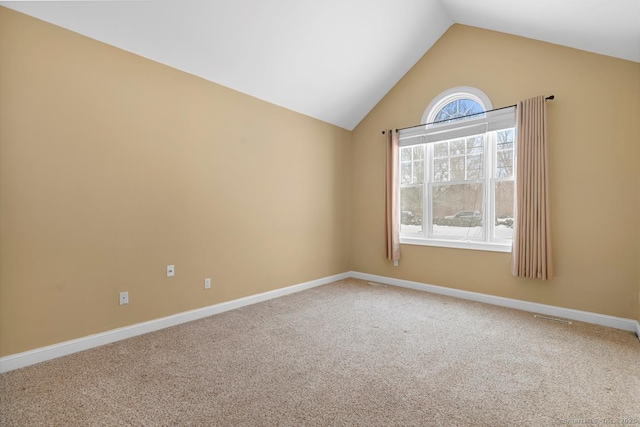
[351,25,640,321]
[0,7,351,356]
[1,8,639,358]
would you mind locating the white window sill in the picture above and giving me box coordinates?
[400,236,512,253]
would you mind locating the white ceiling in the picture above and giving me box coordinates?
[2,0,639,130]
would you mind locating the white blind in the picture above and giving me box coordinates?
[398,106,515,147]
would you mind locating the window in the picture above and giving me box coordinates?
[399,87,515,252]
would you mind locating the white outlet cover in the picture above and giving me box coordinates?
[204,278,211,289]
[167,265,175,277]
[119,291,129,305]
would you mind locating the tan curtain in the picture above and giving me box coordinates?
[512,96,553,280]
[385,130,401,262]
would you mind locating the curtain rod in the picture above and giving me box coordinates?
[381,95,555,134]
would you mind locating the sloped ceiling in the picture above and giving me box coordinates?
[1,0,639,130]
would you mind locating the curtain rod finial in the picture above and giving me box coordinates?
[546,95,555,100]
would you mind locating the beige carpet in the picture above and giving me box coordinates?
[1,278,639,426]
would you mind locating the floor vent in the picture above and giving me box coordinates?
[367,281,388,287]
[534,314,572,325]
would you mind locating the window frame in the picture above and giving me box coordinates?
[398,87,515,253]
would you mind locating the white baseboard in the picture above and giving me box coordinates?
[1,270,636,373]
[0,272,349,374]
[350,271,639,333]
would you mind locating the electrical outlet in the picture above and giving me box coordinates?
[119,291,129,305]
[167,265,175,277]
[204,278,211,289]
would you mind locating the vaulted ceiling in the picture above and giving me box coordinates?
[2,0,639,130]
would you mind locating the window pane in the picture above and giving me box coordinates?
[458,99,484,116]
[400,185,423,235]
[413,145,424,160]
[433,99,484,124]
[466,154,484,179]
[450,139,464,155]
[466,136,483,154]
[413,160,424,183]
[401,147,412,162]
[497,130,514,150]
[495,180,514,239]
[433,158,448,182]
[450,156,465,181]
[432,183,484,239]
[434,142,448,158]
[401,163,412,184]
[496,129,515,178]
[496,150,514,177]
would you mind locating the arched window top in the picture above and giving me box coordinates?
[433,98,484,123]
[422,86,493,126]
